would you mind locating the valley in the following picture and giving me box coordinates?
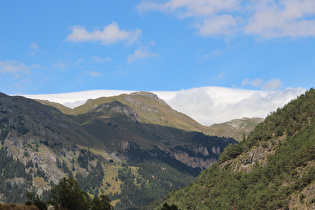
[1,88,314,209]
[0,91,245,209]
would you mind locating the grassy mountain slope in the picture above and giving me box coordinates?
[43,91,262,139]
[69,91,212,134]
[0,92,236,209]
[36,99,73,114]
[158,88,315,210]
[209,117,264,141]
[0,93,102,149]
[68,93,237,208]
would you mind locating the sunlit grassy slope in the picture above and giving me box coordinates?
[43,91,261,139]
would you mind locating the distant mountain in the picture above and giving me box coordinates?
[209,117,264,141]
[0,91,237,209]
[158,88,315,209]
[54,91,214,134]
[39,91,263,140]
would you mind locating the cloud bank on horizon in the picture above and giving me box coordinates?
[23,86,306,126]
[161,86,305,125]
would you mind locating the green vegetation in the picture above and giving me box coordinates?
[78,149,94,169]
[76,160,105,195]
[114,161,194,209]
[0,147,32,203]
[220,88,315,163]
[160,88,315,209]
[26,192,47,210]
[161,202,179,210]
[61,160,73,178]
[0,91,253,208]
[209,117,264,141]
[26,177,113,210]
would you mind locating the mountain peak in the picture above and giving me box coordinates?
[130,91,159,100]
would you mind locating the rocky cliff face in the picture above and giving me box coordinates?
[170,150,217,169]
[167,144,224,169]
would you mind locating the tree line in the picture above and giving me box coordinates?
[26,177,113,210]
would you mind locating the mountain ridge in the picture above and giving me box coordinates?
[0,91,238,208]
[37,91,263,140]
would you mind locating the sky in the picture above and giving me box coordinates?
[1,0,314,125]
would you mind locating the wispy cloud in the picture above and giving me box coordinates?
[30,43,40,50]
[245,0,315,38]
[27,43,41,56]
[0,61,41,73]
[137,0,315,38]
[213,72,224,80]
[137,0,239,18]
[242,78,282,90]
[262,78,283,90]
[242,78,264,87]
[52,60,67,70]
[86,71,104,77]
[127,48,158,63]
[201,49,223,60]
[196,15,239,36]
[90,56,111,63]
[67,22,142,45]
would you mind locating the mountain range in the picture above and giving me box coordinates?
[2,88,313,209]
[38,91,263,141]
[0,91,259,209]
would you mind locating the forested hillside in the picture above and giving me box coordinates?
[0,91,237,209]
[159,88,315,209]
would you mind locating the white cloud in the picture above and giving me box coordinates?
[202,49,223,60]
[245,0,315,38]
[242,78,282,90]
[128,48,158,63]
[90,56,111,63]
[0,61,28,73]
[27,43,41,56]
[242,78,264,87]
[137,0,240,18]
[30,43,40,50]
[138,0,315,38]
[86,71,104,77]
[22,86,306,126]
[0,61,40,73]
[214,72,224,80]
[158,86,305,125]
[262,78,283,90]
[67,22,142,45]
[196,15,239,36]
[52,60,67,69]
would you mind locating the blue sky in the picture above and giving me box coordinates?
[1,0,315,95]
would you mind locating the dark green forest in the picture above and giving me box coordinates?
[26,177,113,210]
[160,88,315,209]
[0,147,31,203]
